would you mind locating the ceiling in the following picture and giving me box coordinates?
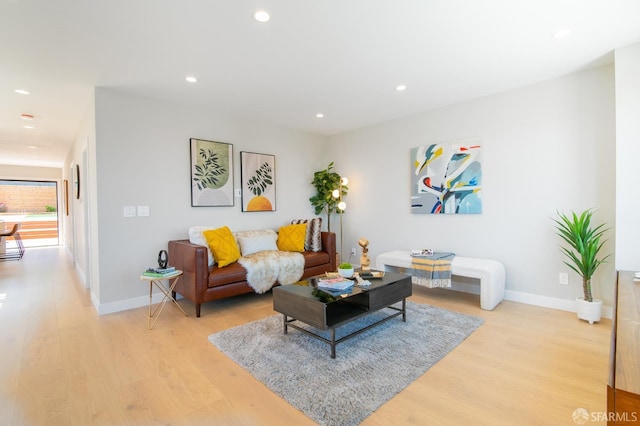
[2,0,640,168]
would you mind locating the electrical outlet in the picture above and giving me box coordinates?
[351,248,356,256]
[559,272,569,285]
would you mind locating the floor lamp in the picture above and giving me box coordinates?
[332,176,348,264]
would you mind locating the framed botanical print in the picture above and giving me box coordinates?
[190,138,234,207]
[240,151,276,212]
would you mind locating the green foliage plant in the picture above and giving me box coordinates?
[309,162,348,232]
[339,262,353,269]
[553,209,610,302]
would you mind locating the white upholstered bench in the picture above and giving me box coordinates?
[375,250,505,310]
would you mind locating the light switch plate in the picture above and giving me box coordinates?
[123,206,136,217]
[137,206,150,217]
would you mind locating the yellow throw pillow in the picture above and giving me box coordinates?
[277,223,307,252]
[203,226,240,267]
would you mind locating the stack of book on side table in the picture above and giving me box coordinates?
[142,266,177,278]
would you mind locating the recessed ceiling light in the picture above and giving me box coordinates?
[28,146,38,149]
[552,28,572,39]
[23,125,34,129]
[14,89,30,95]
[254,10,270,23]
[20,113,34,120]
[316,113,324,118]
[185,75,198,83]
[395,84,407,92]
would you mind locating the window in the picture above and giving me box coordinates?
[0,180,59,247]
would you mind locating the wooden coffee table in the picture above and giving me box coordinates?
[272,271,412,358]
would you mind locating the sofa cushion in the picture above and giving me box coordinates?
[237,233,278,256]
[208,262,248,287]
[203,226,240,267]
[277,223,307,252]
[302,250,330,268]
[291,218,323,252]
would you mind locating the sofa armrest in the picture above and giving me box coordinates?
[168,240,209,309]
[321,232,337,271]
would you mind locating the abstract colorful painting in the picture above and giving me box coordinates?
[411,138,482,214]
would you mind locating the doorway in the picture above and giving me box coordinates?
[0,179,59,248]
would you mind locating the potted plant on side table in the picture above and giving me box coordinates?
[553,209,610,324]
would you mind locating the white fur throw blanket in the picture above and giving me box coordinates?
[238,250,305,293]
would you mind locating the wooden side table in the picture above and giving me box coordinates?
[139,270,188,329]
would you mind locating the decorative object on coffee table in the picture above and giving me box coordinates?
[359,237,370,271]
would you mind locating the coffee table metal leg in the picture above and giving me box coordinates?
[402,298,407,322]
[331,328,336,359]
[283,314,288,334]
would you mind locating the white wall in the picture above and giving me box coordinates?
[92,88,327,313]
[328,65,617,309]
[615,43,640,271]
[64,90,96,297]
[0,165,61,180]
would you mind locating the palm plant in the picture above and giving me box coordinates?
[553,209,610,302]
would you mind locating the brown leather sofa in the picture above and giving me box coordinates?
[168,232,336,317]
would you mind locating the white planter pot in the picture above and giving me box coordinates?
[576,297,602,324]
[338,268,354,278]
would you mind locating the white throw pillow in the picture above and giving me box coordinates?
[237,234,278,256]
[188,225,216,266]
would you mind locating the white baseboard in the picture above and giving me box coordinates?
[93,276,613,320]
[427,273,614,319]
[96,292,171,316]
[504,290,613,319]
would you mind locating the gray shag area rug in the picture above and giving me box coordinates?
[209,301,483,426]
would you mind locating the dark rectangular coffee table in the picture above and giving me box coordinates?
[272,271,412,358]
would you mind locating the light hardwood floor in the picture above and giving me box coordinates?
[0,247,611,425]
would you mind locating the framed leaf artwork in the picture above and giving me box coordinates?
[240,151,275,212]
[190,138,234,207]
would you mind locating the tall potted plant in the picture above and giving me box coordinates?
[553,209,610,324]
[309,162,348,232]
